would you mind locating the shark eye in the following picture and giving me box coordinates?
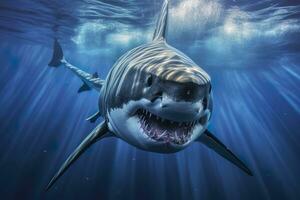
[146,75,153,87]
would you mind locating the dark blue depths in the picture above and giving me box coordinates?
[0,0,300,200]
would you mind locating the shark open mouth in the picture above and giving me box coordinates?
[135,108,202,145]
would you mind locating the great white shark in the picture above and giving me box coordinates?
[46,0,252,190]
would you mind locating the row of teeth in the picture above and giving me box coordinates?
[139,118,191,144]
[151,131,189,144]
[137,109,196,144]
[138,109,198,127]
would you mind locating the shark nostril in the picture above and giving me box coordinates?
[150,91,163,102]
[155,91,163,97]
[151,97,160,103]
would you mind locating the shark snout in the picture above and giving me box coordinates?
[146,93,204,122]
[144,77,210,122]
[147,75,209,103]
[161,94,204,121]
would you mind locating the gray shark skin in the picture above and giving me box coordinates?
[46,0,253,190]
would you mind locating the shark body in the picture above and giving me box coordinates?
[46,0,252,190]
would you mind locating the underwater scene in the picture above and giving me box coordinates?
[0,0,300,199]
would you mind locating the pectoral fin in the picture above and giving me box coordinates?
[197,130,253,176]
[46,121,110,190]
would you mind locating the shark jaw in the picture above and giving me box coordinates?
[108,99,210,153]
[135,108,207,145]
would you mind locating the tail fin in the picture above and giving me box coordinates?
[49,39,64,67]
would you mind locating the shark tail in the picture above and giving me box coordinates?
[48,39,104,93]
[48,39,64,67]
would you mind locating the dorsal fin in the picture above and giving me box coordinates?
[153,0,169,41]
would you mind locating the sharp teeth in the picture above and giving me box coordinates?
[175,131,179,140]
[158,130,167,139]
[149,130,154,136]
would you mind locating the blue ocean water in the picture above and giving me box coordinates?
[0,0,300,199]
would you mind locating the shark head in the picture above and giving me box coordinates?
[104,0,212,153]
[105,41,212,153]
